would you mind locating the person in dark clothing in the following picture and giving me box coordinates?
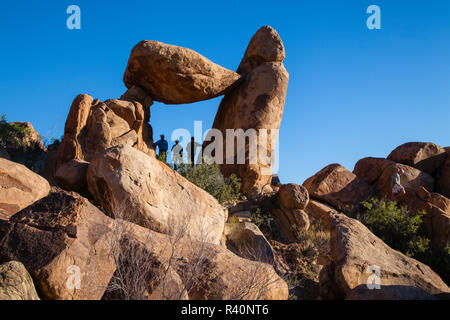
[186,137,201,167]
[171,139,183,170]
[154,134,168,162]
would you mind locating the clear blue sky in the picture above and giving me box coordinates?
[1,1,449,184]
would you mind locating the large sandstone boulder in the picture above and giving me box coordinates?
[0,261,40,300]
[304,200,337,229]
[319,212,450,299]
[224,221,274,264]
[87,145,227,245]
[0,158,50,220]
[436,147,450,198]
[123,40,241,104]
[0,190,116,300]
[209,26,289,197]
[272,183,310,242]
[56,94,155,191]
[278,183,309,210]
[303,164,374,212]
[387,142,447,175]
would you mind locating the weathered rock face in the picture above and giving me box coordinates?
[0,191,116,300]
[209,27,288,197]
[123,40,241,105]
[0,261,40,300]
[437,147,450,198]
[87,145,226,245]
[56,94,155,191]
[278,183,309,210]
[319,212,450,299]
[272,183,310,242]
[237,25,286,74]
[4,122,47,171]
[387,142,447,175]
[54,159,89,192]
[303,164,374,212]
[304,200,337,229]
[224,221,274,264]
[353,157,395,185]
[0,158,50,220]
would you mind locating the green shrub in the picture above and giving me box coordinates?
[0,114,31,149]
[251,208,274,233]
[358,198,429,258]
[176,162,241,204]
[358,198,450,284]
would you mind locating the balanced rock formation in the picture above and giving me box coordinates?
[0,190,117,300]
[0,261,40,300]
[87,145,226,245]
[319,212,450,299]
[387,142,447,175]
[0,158,50,220]
[56,94,155,191]
[123,40,241,104]
[303,164,374,212]
[209,26,289,197]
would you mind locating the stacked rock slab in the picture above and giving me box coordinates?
[209,26,289,197]
[123,40,242,104]
[56,93,155,191]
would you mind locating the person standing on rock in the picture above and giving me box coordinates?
[187,137,202,167]
[154,134,168,162]
[392,167,406,200]
[171,140,183,170]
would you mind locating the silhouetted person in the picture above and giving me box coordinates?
[154,134,168,162]
[186,137,201,167]
[171,139,183,170]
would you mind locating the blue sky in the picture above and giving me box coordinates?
[1,0,449,184]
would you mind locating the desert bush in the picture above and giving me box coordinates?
[357,198,429,257]
[251,208,274,235]
[357,198,449,284]
[177,162,241,204]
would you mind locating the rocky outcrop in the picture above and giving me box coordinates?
[0,190,117,300]
[437,147,450,198]
[303,164,374,212]
[273,184,310,241]
[0,261,40,300]
[87,145,226,245]
[224,221,274,264]
[54,159,89,192]
[209,26,289,197]
[278,183,309,210]
[56,94,155,191]
[4,122,47,171]
[319,212,450,299]
[304,200,337,228]
[0,158,50,220]
[123,40,241,105]
[387,142,447,175]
